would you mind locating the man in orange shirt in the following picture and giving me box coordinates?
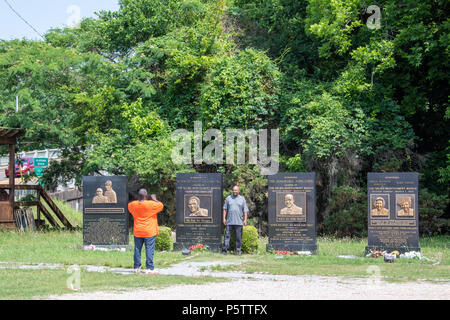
[128,189,164,275]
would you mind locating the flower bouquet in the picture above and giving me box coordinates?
[274,250,293,256]
[366,250,384,258]
[189,244,208,252]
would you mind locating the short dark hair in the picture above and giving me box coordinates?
[138,189,148,200]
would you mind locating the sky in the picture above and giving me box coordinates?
[0,0,120,40]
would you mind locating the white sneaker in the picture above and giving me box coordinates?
[134,267,141,274]
[143,269,158,275]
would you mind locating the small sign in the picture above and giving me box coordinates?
[34,158,49,167]
[34,168,45,177]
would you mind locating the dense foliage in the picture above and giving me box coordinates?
[1,0,448,235]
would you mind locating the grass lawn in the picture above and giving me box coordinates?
[0,228,227,299]
[0,229,184,268]
[205,236,450,282]
[0,229,448,299]
[0,268,227,300]
[1,230,448,281]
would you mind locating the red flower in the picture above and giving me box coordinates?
[189,244,207,252]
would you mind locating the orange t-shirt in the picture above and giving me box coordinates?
[128,200,164,238]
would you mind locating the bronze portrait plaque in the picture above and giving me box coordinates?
[92,188,108,204]
[276,192,306,223]
[91,180,118,205]
[370,194,390,218]
[184,194,213,224]
[396,194,415,218]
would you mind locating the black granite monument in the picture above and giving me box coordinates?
[83,176,129,247]
[267,173,317,253]
[366,172,420,253]
[174,173,223,251]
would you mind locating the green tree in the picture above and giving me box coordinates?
[0,40,116,150]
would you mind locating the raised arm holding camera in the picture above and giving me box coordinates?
[128,189,164,275]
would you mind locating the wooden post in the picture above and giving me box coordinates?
[36,190,41,227]
[0,143,17,228]
[9,144,14,204]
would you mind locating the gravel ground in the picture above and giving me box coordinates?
[2,261,448,300]
[44,261,450,300]
[51,276,450,300]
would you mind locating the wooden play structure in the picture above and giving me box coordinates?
[0,127,73,230]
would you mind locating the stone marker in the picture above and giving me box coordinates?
[174,173,223,251]
[366,172,420,253]
[267,173,317,253]
[83,176,129,248]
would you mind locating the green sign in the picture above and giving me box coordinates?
[34,158,49,167]
[34,168,45,177]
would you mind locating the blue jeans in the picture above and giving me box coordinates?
[134,236,156,270]
[223,225,243,252]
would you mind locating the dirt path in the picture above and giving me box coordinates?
[50,276,449,300]
[45,261,450,300]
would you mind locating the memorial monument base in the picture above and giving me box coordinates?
[266,243,318,253]
[174,242,222,252]
[82,244,132,252]
[365,245,421,254]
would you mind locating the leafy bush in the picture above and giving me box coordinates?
[419,189,449,236]
[322,186,367,237]
[156,226,173,251]
[226,225,259,253]
[199,48,281,130]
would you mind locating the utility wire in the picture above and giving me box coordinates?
[3,0,44,40]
